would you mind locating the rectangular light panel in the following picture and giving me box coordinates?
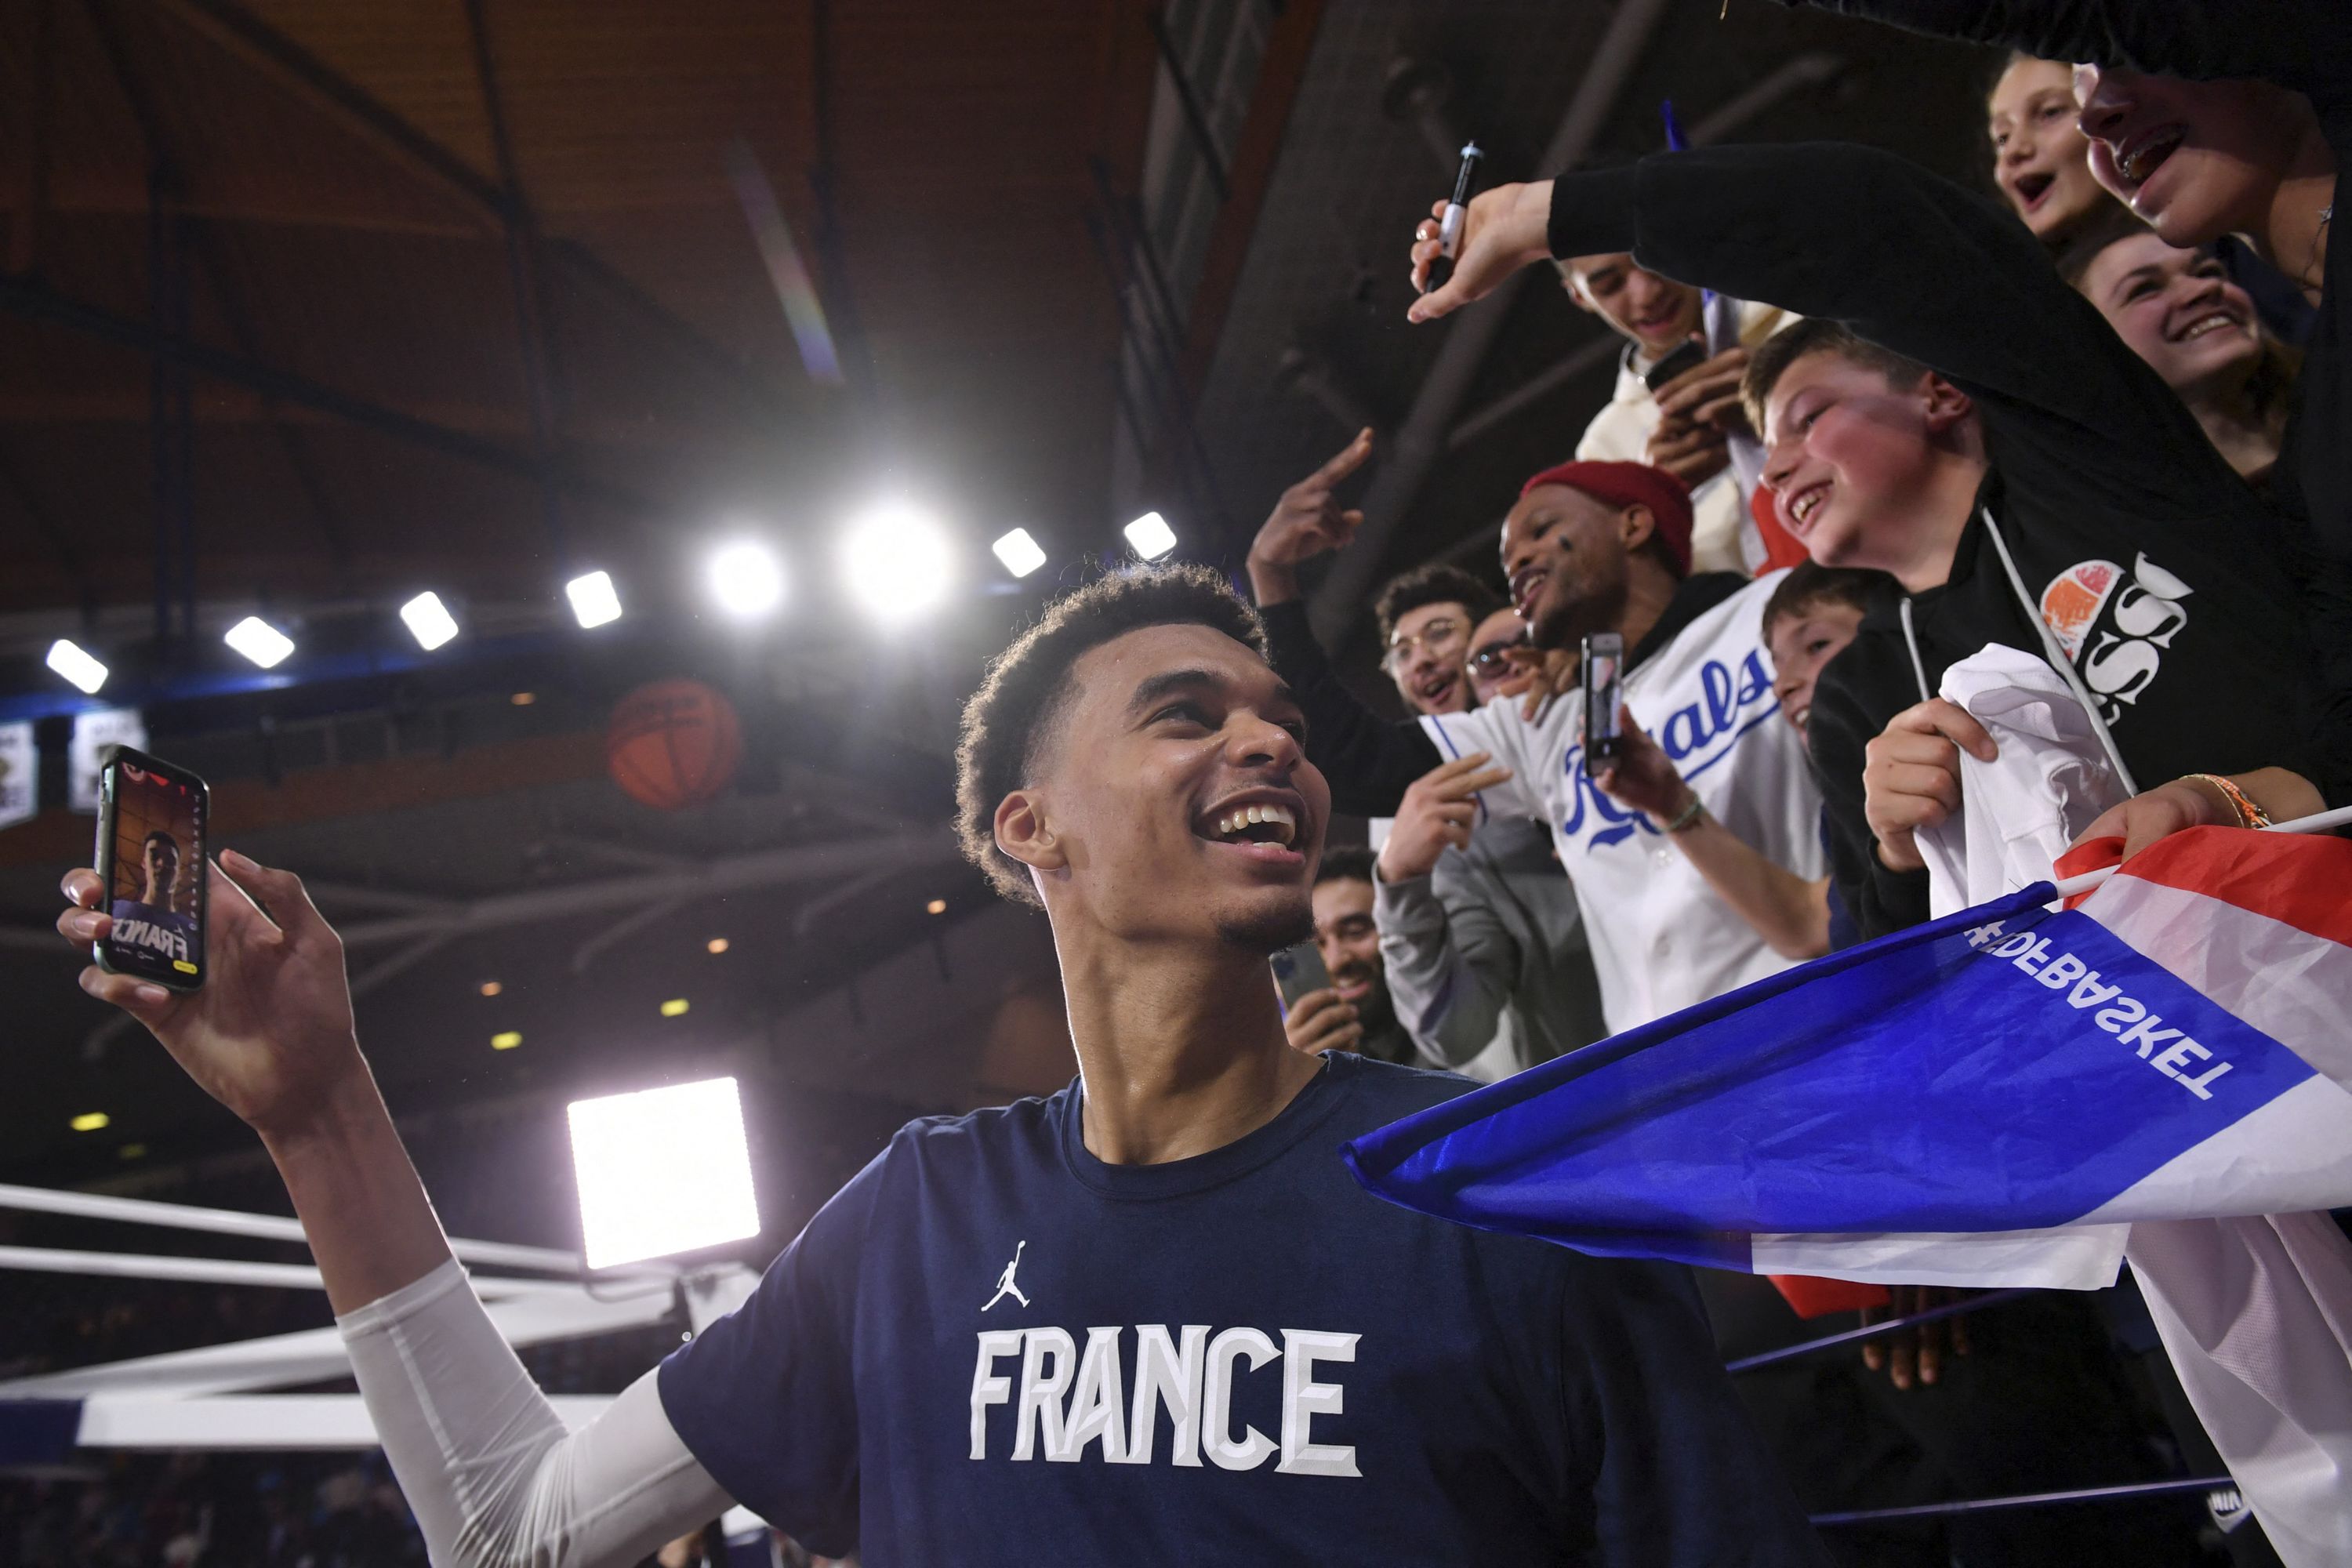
[399,591,460,651]
[991,528,1047,578]
[566,570,622,629]
[223,616,296,669]
[567,1076,760,1269]
[1123,511,1177,561]
[45,639,108,695]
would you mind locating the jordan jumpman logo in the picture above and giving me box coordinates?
[982,1240,1030,1311]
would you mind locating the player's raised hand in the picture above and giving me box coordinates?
[1406,181,1557,324]
[1246,427,1374,605]
[60,851,363,1142]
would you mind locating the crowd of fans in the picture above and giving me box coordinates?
[1261,13,2342,1565]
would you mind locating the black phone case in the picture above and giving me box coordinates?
[93,745,210,992]
[1642,341,1708,392]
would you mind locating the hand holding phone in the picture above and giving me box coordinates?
[61,844,365,1142]
[93,748,211,990]
[1269,942,1332,1011]
[1642,339,1710,393]
[1581,633,1625,767]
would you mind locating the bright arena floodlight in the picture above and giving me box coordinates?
[567,1076,761,1269]
[567,570,623,629]
[991,527,1047,579]
[45,639,108,695]
[840,502,953,623]
[223,615,296,670]
[709,540,786,619]
[1124,510,1178,561]
[400,591,461,651]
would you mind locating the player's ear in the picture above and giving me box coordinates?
[993,789,1066,878]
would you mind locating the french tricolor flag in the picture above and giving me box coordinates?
[1342,825,2352,1290]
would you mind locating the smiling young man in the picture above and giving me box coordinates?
[1559,250,1793,575]
[1405,138,2330,937]
[1374,564,1497,719]
[1251,441,1608,1077]
[1252,454,1827,1035]
[57,564,1824,1567]
[1282,845,1417,1065]
[1373,603,1611,1082]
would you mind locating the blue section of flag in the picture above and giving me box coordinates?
[1342,884,2315,1263]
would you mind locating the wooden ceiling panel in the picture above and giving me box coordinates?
[0,0,1153,616]
[216,0,500,178]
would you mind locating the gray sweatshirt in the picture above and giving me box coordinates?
[1373,813,1608,1077]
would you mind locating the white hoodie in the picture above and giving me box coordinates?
[1918,643,2352,1568]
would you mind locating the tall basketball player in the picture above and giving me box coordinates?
[57,565,1822,1566]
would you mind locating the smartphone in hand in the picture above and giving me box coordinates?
[1581,633,1624,768]
[93,747,210,990]
[1269,942,1332,1014]
[1642,339,1708,393]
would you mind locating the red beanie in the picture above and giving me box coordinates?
[1518,459,1694,576]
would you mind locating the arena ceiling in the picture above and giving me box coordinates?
[0,0,2005,1218]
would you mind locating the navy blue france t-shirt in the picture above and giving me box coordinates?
[658,1052,1823,1566]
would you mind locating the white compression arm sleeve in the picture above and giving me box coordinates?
[336,1257,737,1568]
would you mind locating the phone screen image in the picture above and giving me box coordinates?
[100,753,208,987]
[1581,633,1624,765]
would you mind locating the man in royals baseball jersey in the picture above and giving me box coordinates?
[1251,457,1826,1033]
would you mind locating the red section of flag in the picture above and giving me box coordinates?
[1768,1273,1891,1319]
[2100,826,2352,948]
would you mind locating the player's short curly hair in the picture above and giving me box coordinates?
[955,563,1269,908]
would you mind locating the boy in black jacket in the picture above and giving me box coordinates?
[1406,141,2328,938]
[1766,0,2350,793]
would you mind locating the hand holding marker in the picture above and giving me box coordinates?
[1420,142,1483,296]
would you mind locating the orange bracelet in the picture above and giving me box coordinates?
[2181,773,2272,829]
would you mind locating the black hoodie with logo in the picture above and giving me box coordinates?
[1546,140,2328,938]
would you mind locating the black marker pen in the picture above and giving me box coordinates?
[1422,140,1483,295]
